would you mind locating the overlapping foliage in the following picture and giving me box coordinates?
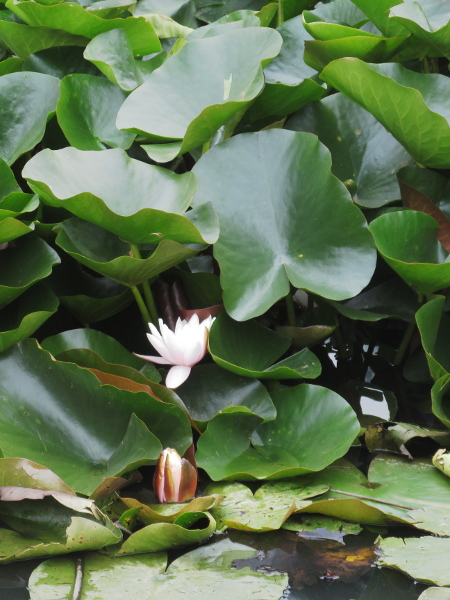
[2,0,450,595]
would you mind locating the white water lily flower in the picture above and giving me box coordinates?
[135,315,215,389]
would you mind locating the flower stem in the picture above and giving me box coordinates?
[131,285,152,327]
[393,322,415,366]
[285,292,296,327]
[277,0,284,27]
[129,242,159,325]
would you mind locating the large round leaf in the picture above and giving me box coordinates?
[208,312,321,379]
[5,0,161,56]
[0,285,59,353]
[23,46,101,78]
[117,27,282,162]
[0,235,60,309]
[415,296,450,381]
[369,210,450,294]
[176,364,276,427]
[0,340,192,495]
[196,384,360,480]
[247,16,326,123]
[320,59,450,169]
[55,218,198,286]
[23,147,218,244]
[192,130,376,320]
[57,74,135,150]
[286,93,413,208]
[0,71,60,165]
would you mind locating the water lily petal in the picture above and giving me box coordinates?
[166,365,191,389]
[147,333,177,364]
[133,353,172,365]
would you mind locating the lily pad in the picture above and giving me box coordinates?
[55,218,198,286]
[204,480,329,532]
[0,218,34,244]
[0,339,192,495]
[208,313,321,379]
[23,147,218,244]
[286,92,413,208]
[28,539,288,600]
[0,285,59,353]
[120,495,221,524]
[418,589,450,600]
[196,383,360,480]
[116,511,216,554]
[282,514,362,542]
[378,536,450,587]
[320,59,450,169]
[0,235,60,309]
[0,20,88,59]
[369,211,450,294]
[117,27,282,161]
[192,130,376,320]
[416,295,450,381]
[0,71,60,165]
[23,46,101,78]
[57,74,135,150]
[6,0,161,56]
[247,15,326,123]
[0,457,74,493]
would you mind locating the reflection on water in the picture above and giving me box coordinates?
[0,529,428,600]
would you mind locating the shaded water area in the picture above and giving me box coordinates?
[0,528,427,600]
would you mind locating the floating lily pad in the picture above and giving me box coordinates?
[23,147,218,244]
[120,495,221,524]
[177,364,276,428]
[0,235,60,309]
[204,480,329,532]
[0,457,74,493]
[369,211,450,294]
[57,74,135,150]
[0,71,60,165]
[28,539,288,600]
[0,340,192,495]
[378,536,450,587]
[0,285,59,353]
[418,589,450,600]
[286,92,413,208]
[282,514,362,542]
[321,59,450,169]
[208,313,321,379]
[116,511,216,554]
[247,16,325,123]
[23,46,101,78]
[5,0,161,56]
[197,383,360,480]
[117,27,282,161]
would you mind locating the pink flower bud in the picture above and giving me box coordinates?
[153,448,197,504]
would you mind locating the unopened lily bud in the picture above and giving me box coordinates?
[153,448,197,503]
[433,449,450,478]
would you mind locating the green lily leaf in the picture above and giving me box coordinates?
[204,480,329,532]
[116,511,216,554]
[0,20,88,59]
[134,0,198,28]
[415,296,450,381]
[247,15,325,123]
[418,589,450,600]
[0,194,39,220]
[117,27,282,162]
[431,375,450,430]
[287,92,413,208]
[329,278,421,322]
[351,0,412,37]
[0,71,60,165]
[84,29,165,91]
[144,13,193,38]
[297,455,450,535]
[0,235,60,309]
[0,457,74,493]
[194,0,266,22]
[0,284,59,352]
[303,0,368,27]
[378,536,450,587]
[120,495,221,524]
[208,313,321,379]
[0,339,193,495]
[0,218,34,243]
[57,74,135,150]
[41,327,161,384]
[23,46,101,78]
[29,539,288,600]
[193,130,376,320]
[282,514,362,539]
[197,383,360,480]
[0,56,23,75]
[176,364,276,428]
[369,211,450,294]
[6,0,161,56]
[23,147,219,245]
[55,218,198,286]
[389,0,450,59]
[321,59,450,169]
